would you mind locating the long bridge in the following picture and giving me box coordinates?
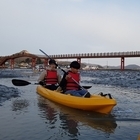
[0,50,140,70]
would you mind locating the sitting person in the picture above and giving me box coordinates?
[57,61,91,98]
[38,59,61,90]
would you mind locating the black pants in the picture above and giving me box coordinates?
[45,84,58,90]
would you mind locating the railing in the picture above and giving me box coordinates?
[1,51,140,66]
[47,51,140,59]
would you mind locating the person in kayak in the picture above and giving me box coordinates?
[57,61,91,98]
[38,59,61,90]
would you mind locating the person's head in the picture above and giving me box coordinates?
[49,59,57,70]
[70,61,80,73]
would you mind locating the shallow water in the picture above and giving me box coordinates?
[0,69,140,140]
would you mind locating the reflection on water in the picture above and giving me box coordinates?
[37,96,117,139]
[37,99,57,125]
[12,99,29,112]
[59,114,79,137]
[37,97,80,138]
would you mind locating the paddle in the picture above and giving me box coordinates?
[12,79,37,86]
[12,79,92,89]
[39,49,90,91]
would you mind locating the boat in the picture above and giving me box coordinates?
[36,85,117,114]
[138,133,140,140]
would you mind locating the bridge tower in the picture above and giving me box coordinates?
[32,58,36,70]
[44,59,48,68]
[10,59,14,69]
[121,57,125,70]
[77,57,81,64]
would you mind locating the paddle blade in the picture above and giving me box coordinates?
[82,86,92,89]
[12,79,31,86]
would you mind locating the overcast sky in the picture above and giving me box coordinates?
[0,0,140,66]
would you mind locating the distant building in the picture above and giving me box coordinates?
[82,65,99,70]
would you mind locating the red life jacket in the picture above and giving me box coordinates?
[66,71,80,90]
[45,70,58,85]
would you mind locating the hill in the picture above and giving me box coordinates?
[125,64,140,69]
[103,64,140,69]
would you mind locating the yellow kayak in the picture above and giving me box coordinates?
[36,85,117,114]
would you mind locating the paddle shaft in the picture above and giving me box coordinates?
[39,49,86,90]
[12,79,92,89]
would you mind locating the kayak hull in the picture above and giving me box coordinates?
[36,85,117,114]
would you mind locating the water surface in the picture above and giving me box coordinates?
[0,69,140,140]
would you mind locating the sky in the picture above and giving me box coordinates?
[0,0,140,66]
